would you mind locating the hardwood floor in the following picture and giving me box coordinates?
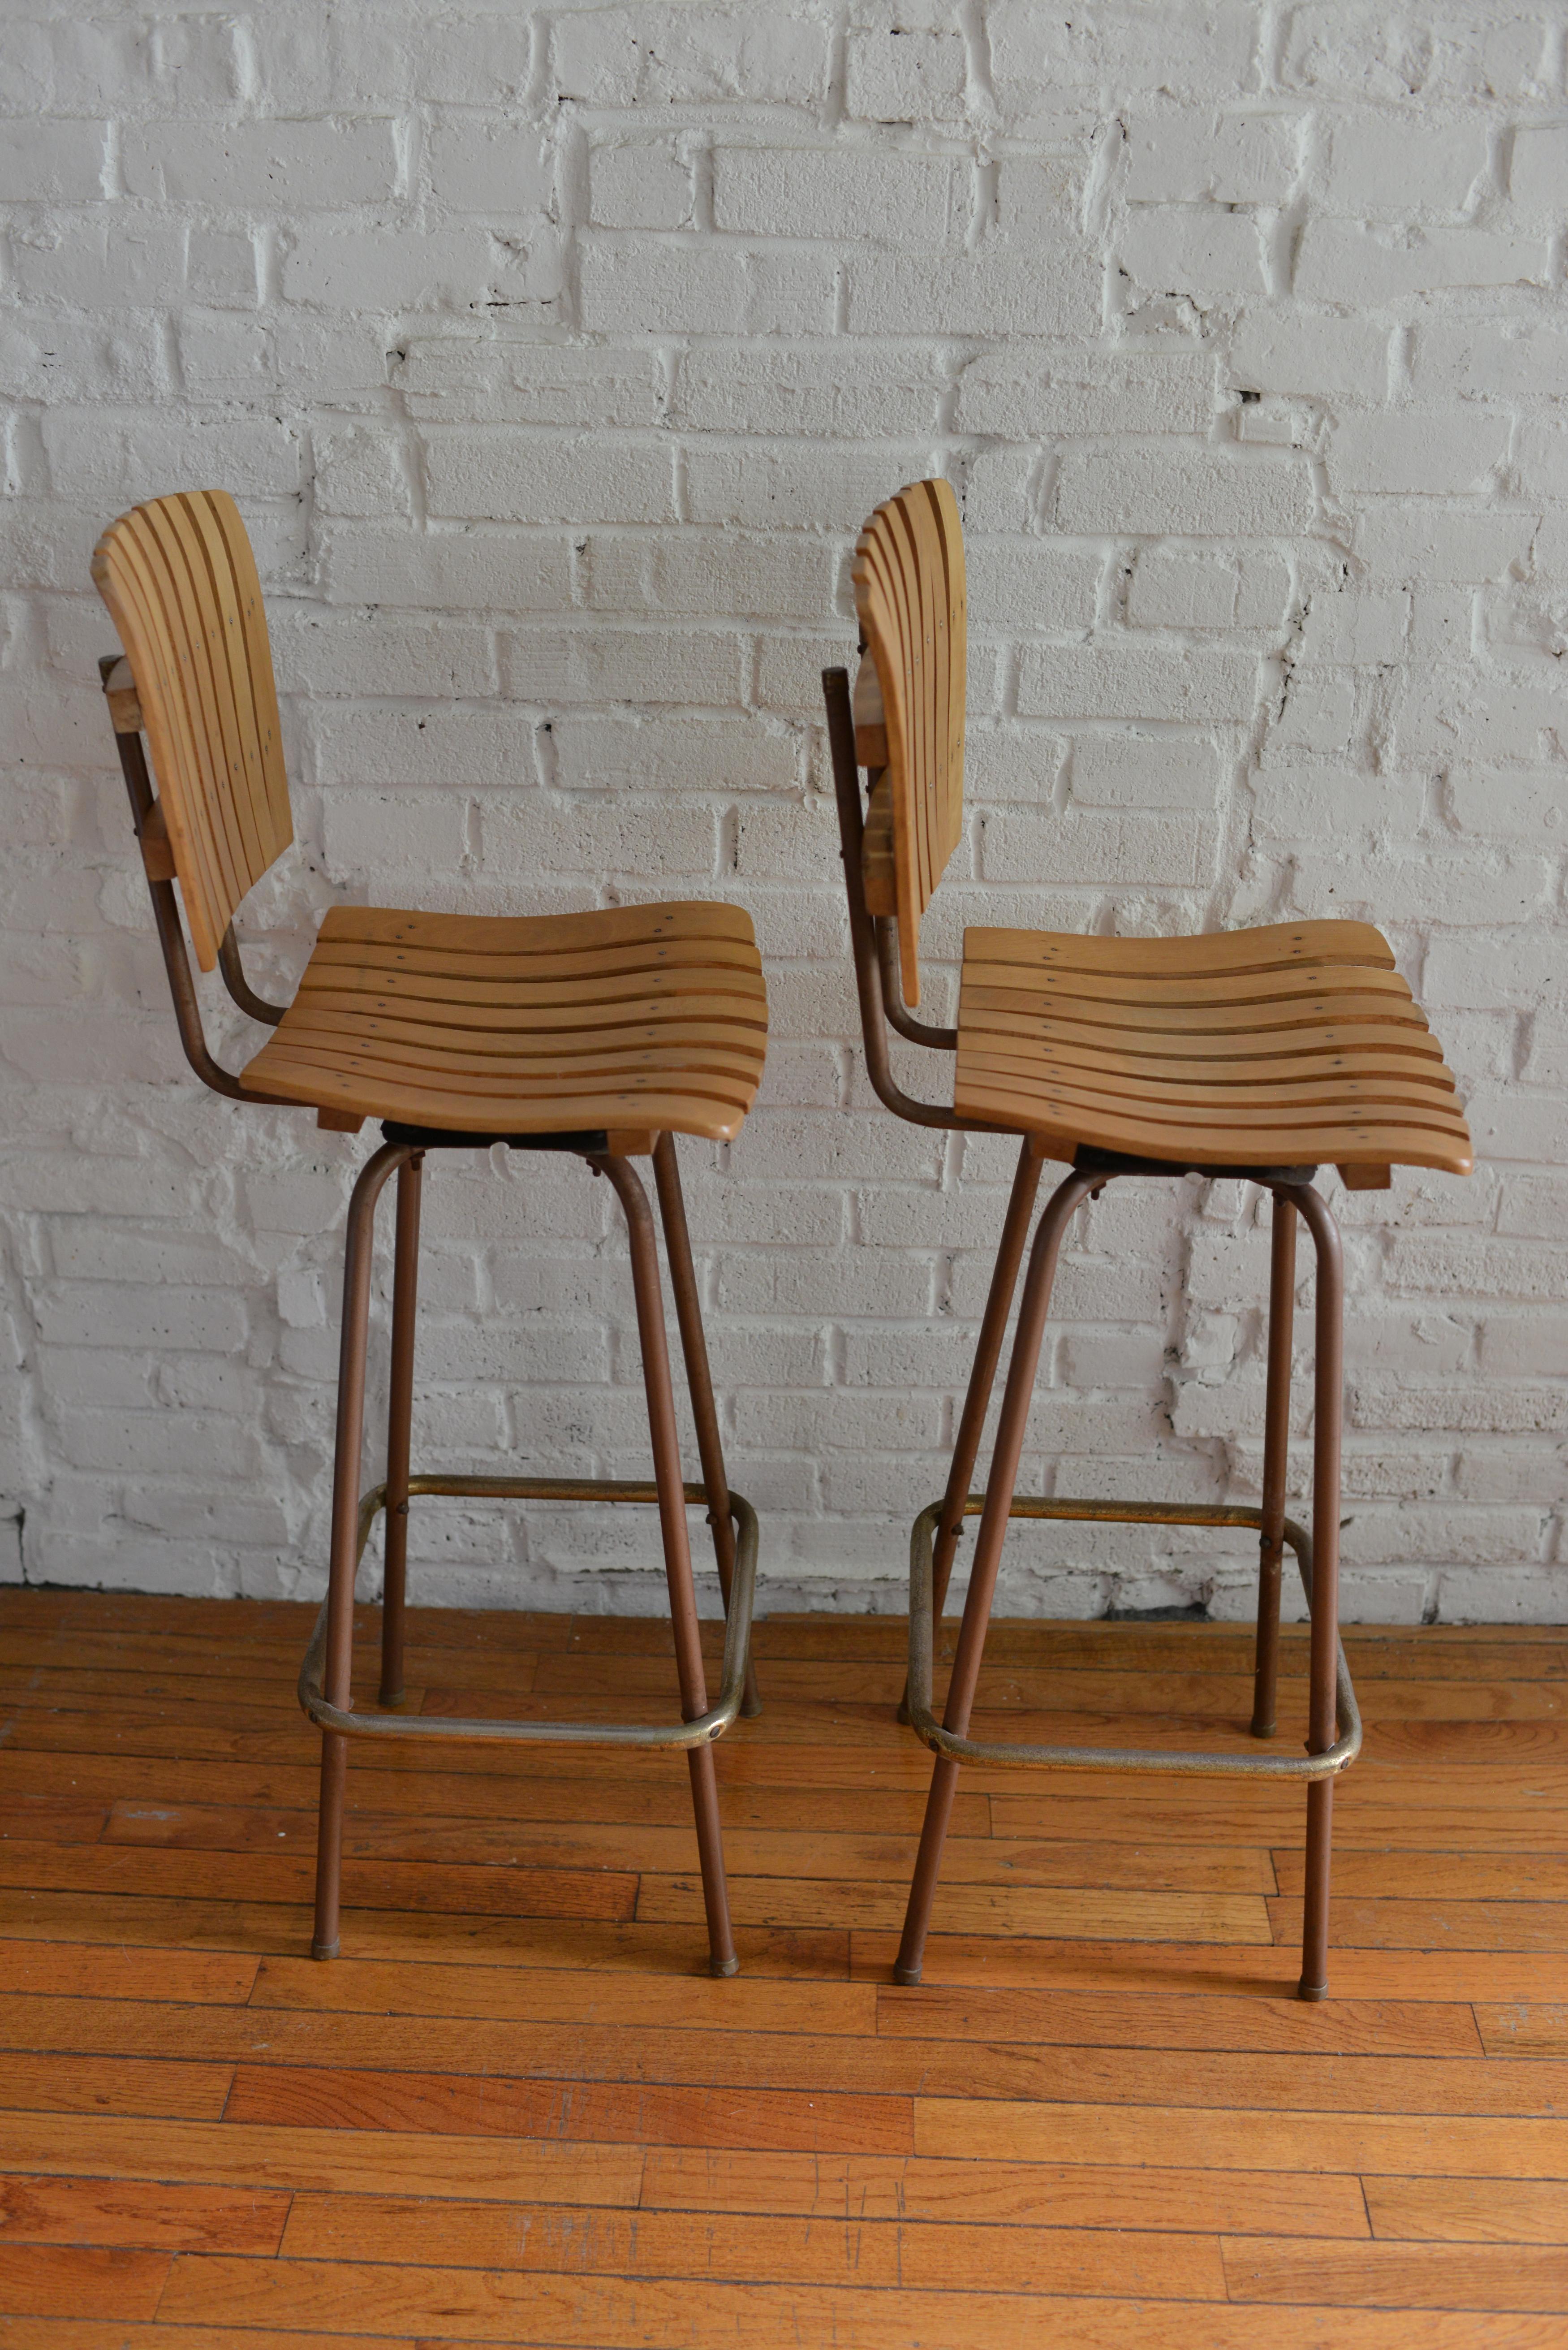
[0,1585,1564,2345]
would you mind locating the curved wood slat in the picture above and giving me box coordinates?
[92,490,293,971]
[852,478,965,1003]
[955,921,1473,1175]
[962,1014,1446,1065]
[245,905,768,1142]
[963,920,1397,976]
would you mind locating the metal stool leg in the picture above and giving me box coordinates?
[898,1142,1043,1725]
[653,1132,759,1720]
[1292,1184,1344,2001]
[379,1150,424,1709]
[1251,1192,1297,1740]
[313,1140,409,1961]
[895,1168,1097,1986]
[601,1154,738,1979]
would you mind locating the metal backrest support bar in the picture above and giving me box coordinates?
[824,664,961,1132]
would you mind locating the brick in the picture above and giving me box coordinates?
[322,790,469,877]
[284,225,556,312]
[1118,203,1265,298]
[1069,735,1223,810]
[124,117,398,205]
[428,118,553,215]
[1017,643,1262,724]
[1124,109,1301,203]
[423,431,673,525]
[845,26,967,123]
[848,246,1102,338]
[318,523,572,614]
[1511,124,1568,219]
[713,144,961,242]
[500,627,748,708]
[1331,412,1510,497]
[579,530,834,619]
[0,116,106,202]
[685,443,937,532]
[552,8,829,109]
[1322,117,1487,212]
[965,540,1100,632]
[1228,311,1391,399]
[675,345,944,436]
[551,714,798,795]
[1294,220,1546,300]
[481,795,717,880]
[399,339,664,428]
[1055,448,1314,537]
[955,348,1214,439]
[989,2,1254,121]
[589,138,692,231]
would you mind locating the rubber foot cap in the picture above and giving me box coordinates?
[1249,1719,1276,1740]
[1297,1978,1329,2003]
[710,1952,741,1978]
[892,1962,922,1986]
[311,1940,339,1962]
[895,1698,913,1727]
[740,1692,763,1721]
[378,1688,409,1711]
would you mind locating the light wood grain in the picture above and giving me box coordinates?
[0,1590,1554,2337]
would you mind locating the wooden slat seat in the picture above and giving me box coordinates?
[955,921,1472,1176]
[242,900,767,1142]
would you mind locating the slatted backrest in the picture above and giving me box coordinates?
[850,476,966,1007]
[91,489,293,972]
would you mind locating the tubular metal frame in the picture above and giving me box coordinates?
[823,662,1361,2004]
[103,672,760,1984]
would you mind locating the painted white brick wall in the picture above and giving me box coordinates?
[2,1,1565,1624]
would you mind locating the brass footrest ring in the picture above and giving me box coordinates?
[906,1496,1360,1779]
[299,1476,758,1750]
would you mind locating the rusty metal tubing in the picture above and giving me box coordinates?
[905,1495,1361,1778]
[378,1151,424,1709]
[312,1137,411,1959]
[107,717,294,1107]
[218,924,286,1025]
[1252,1191,1298,1739]
[1292,1179,1345,2001]
[594,1149,737,1973]
[823,665,963,1133]
[896,1139,1046,1727]
[299,1476,759,1749]
[874,917,958,1052]
[653,1131,761,1719]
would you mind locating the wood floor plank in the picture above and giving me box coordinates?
[0,1753,989,1840]
[5,1994,1548,2113]
[1223,2236,1568,2312]
[1268,1894,1568,1952]
[877,1985,1484,2056]
[246,1956,876,2035]
[0,2113,642,2204]
[0,1840,638,1923]
[0,2244,168,2320]
[223,2064,916,2155]
[150,2258,1568,2345]
[277,2193,1229,2296]
[916,2099,1568,2177]
[1,1591,1559,2341]
[637,2146,1370,2234]
[0,1892,844,1980]
[0,1944,258,2005]
[852,1933,1568,2002]
[103,1802,1272,1892]
[1274,1850,1568,1900]
[0,2054,231,2121]
[639,1874,1274,1942]
[1474,2004,1568,2059]
[0,2173,288,2253]
[1365,2176,1568,2243]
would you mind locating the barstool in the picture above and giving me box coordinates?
[94,488,767,1977]
[823,478,1473,2000]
